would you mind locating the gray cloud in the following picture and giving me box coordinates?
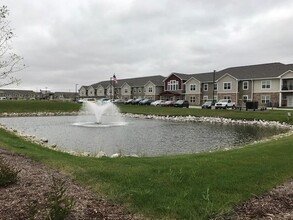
[2,0,293,91]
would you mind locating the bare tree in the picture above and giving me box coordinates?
[0,5,24,87]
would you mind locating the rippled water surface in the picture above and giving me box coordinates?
[0,116,286,156]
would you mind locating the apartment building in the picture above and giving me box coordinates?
[79,62,293,107]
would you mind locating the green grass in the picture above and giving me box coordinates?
[119,105,293,124]
[0,100,81,113]
[0,127,292,219]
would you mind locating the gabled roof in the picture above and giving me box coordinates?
[91,75,165,88]
[216,73,238,82]
[189,71,219,82]
[80,85,90,89]
[164,72,191,81]
[217,62,289,80]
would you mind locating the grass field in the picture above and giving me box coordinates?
[0,101,293,219]
[0,100,80,113]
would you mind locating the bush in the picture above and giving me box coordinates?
[46,176,75,220]
[0,156,20,186]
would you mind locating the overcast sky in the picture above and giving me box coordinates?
[2,0,293,92]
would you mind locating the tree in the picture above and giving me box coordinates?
[0,5,24,87]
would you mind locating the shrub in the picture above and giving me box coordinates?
[0,156,20,186]
[46,176,75,220]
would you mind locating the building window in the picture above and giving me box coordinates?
[203,95,208,101]
[190,84,196,91]
[124,89,128,94]
[261,95,270,103]
[148,87,153,93]
[133,88,136,93]
[203,84,208,91]
[243,95,248,102]
[214,83,217,91]
[190,96,196,103]
[243,81,249,90]
[167,80,179,91]
[223,82,231,90]
[261,80,271,89]
[224,95,231,100]
[138,88,142,93]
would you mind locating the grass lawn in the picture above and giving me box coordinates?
[0,100,81,113]
[0,101,293,219]
[119,105,293,124]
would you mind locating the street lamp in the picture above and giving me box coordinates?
[75,84,79,102]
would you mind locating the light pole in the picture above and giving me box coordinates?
[75,84,79,102]
[213,70,216,104]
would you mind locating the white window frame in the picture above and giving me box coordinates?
[148,87,153,93]
[133,88,136,93]
[223,95,231,100]
[167,80,179,91]
[203,84,208,91]
[261,95,270,103]
[214,83,217,91]
[243,81,249,90]
[124,88,128,94]
[190,96,196,103]
[203,95,208,101]
[261,80,271,89]
[138,88,142,93]
[243,95,249,102]
[223,82,232,90]
[190,84,196,91]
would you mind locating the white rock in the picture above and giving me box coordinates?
[96,151,107,158]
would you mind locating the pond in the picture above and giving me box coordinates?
[0,115,287,157]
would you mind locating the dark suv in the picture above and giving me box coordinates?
[174,100,189,108]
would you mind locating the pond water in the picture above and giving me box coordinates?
[0,115,287,157]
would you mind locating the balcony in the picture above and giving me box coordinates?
[282,84,293,91]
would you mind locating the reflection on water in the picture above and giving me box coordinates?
[0,116,287,156]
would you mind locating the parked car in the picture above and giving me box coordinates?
[112,99,125,104]
[78,98,96,103]
[139,99,154,105]
[201,100,216,109]
[161,100,175,107]
[150,100,165,106]
[125,99,134,104]
[215,99,235,109]
[174,100,189,108]
[97,98,111,104]
[132,98,144,105]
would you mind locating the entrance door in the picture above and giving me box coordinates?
[287,96,293,107]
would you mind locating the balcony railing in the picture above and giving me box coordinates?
[282,85,293,90]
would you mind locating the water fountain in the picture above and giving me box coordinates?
[74,100,127,127]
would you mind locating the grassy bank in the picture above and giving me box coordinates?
[119,105,293,124]
[0,100,81,113]
[0,127,292,219]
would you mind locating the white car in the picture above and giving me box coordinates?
[215,99,235,109]
[150,100,164,106]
